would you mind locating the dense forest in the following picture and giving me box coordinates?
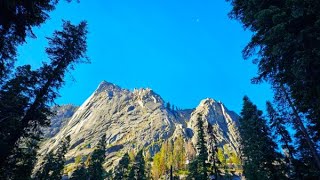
[0,0,320,179]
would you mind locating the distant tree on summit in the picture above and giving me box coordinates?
[166,102,171,110]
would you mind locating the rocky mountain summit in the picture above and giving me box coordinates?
[39,81,241,171]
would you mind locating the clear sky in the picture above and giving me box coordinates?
[16,0,273,114]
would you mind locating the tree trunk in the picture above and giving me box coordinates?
[280,84,320,170]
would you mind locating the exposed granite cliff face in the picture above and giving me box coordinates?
[39,81,241,170]
[188,98,240,155]
[42,105,78,138]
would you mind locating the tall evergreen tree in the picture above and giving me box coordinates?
[0,20,88,170]
[87,135,106,180]
[188,114,208,180]
[207,123,221,179]
[0,0,77,80]
[129,150,146,180]
[0,65,38,173]
[114,153,130,180]
[226,0,320,169]
[70,163,88,180]
[3,130,41,180]
[35,135,70,180]
[266,101,299,178]
[239,96,281,180]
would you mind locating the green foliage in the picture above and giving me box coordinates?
[0,20,88,172]
[166,102,171,110]
[217,148,226,167]
[128,150,146,180]
[152,135,186,179]
[239,96,282,180]
[70,164,88,180]
[35,136,70,180]
[87,135,106,180]
[2,132,41,180]
[114,153,130,180]
[266,101,300,177]
[0,0,58,78]
[173,135,186,171]
[227,0,320,171]
[75,155,83,165]
[187,114,208,180]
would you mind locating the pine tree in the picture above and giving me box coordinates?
[188,114,208,180]
[266,101,299,177]
[0,65,39,177]
[196,114,209,179]
[87,135,106,180]
[0,0,60,79]
[271,83,320,178]
[166,102,171,110]
[129,150,146,180]
[3,130,41,180]
[114,153,130,180]
[35,135,70,180]
[70,163,88,180]
[239,96,281,180]
[35,136,70,180]
[207,123,221,179]
[0,20,88,170]
[226,0,320,170]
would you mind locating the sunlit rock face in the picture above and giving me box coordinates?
[188,98,241,155]
[39,81,241,169]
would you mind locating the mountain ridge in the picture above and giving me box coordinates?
[39,80,241,175]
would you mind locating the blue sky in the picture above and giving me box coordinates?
[17,0,273,114]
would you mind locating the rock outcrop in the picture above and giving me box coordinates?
[38,81,241,170]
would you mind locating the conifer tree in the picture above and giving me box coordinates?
[188,114,208,180]
[3,131,41,180]
[226,0,320,170]
[239,96,281,180]
[0,20,88,170]
[114,153,130,180]
[70,163,88,180]
[35,135,70,180]
[207,123,220,179]
[166,102,171,110]
[266,101,298,177]
[87,135,106,180]
[196,114,209,179]
[129,150,146,180]
[0,0,58,79]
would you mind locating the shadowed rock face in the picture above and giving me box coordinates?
[42,105,78,138]
[39,81,241,169]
